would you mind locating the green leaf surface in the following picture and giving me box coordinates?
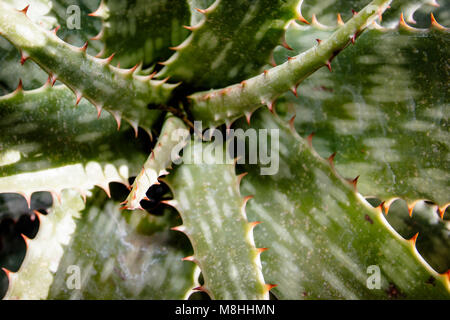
[158,0,299,89]
[125,115,189,210]
[92,0,191,68]
[237,109,449,299]
[3,189,198,299]
[189,0,391,128]
[384,199,450,274]
[165,141,269,299]
[0,1,173,130]
[300,0,437,26]
[277,25,449,206]
[0,85,149,198]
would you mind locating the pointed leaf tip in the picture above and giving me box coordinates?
[265,284,277,291]
[19,5,30,15]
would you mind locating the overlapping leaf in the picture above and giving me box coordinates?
[3,189,198,299]
[236,109,449,299]
[158,0,300,89]
[275,23,449,205]
[0,85,149,198]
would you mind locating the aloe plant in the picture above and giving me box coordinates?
[0,0,449,300]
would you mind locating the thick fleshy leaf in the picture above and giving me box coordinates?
[158,0,299,89]
[276,24,449,206]
[300,0,438,25]
[384,199,450,274]
[236,109,449,299]
[91,0,191,68]
[189,0,391,128]
[0,1,173,130]
[124,115,189,210]
[164,141,269,299]
[3,189,198,299]
[0,85,149,198]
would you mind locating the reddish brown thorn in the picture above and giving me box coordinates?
[51,25,61,35]
[170,225,185,232]
[408,205,414,217]
[20,233,30,246]
[112,112,121,130]
[282,38,293,51]
[75,91,82,105]
[257,248,268,254]
[270,54,277,67]
[352,9,358,16]
[337,13,345,26]
[307,132,315,148]
[119,205,129,210]
[327,152,336,167]
[316,39,322,45]
[119,199,128,205]
[443,270,450,282]
[378,201,386,215]
[326,61,332,72]
[243,195,254,206]
[79,41,88,52]
[183,25,195,31]
[19,5,30,15]
[182,256,195,262]
[240,80,247,89]
[195,8,207,14]
[266,101,274,113]
[105,53,115,63]
[430,13,446,30]
[287,56,296,62]
[142,196,150,201]
[90,29,103,40]
[291,85,298,97]
[32,210,43,221]
[265,284,278,291]
[263,69,269,77]
[351,175,360,190]
[245,112,252,125]
[237,172,248,185]
[438,206,446,219]
[249,221,262,229]
[289,115,296,132]
[20,52,29,65]
[16,79,23,92]
[96,105,102,119]
[410,232,419,245]
[193,286,206,292]
[351,34,356,44]
[128,63,139,74]
[399,13,409,28]
[1,267,12,278]
[88,6,103,17]
[296,12,310,25]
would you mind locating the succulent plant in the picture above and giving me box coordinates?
[0,0,449,300]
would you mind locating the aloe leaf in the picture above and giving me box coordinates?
[0,1,173,130]
[49,0,103,50]
[300,0,438,26]
[164,141,269,299]
[0,85,149,200]
[384,200,450,274]
[3,189,198,299]
[158,0,300,88]
[189,0,392,128]
[236,109,449,299]
[0,0,57,93]
[90,0,191,68]
[124,115,189,210]
[277,22,449,206]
